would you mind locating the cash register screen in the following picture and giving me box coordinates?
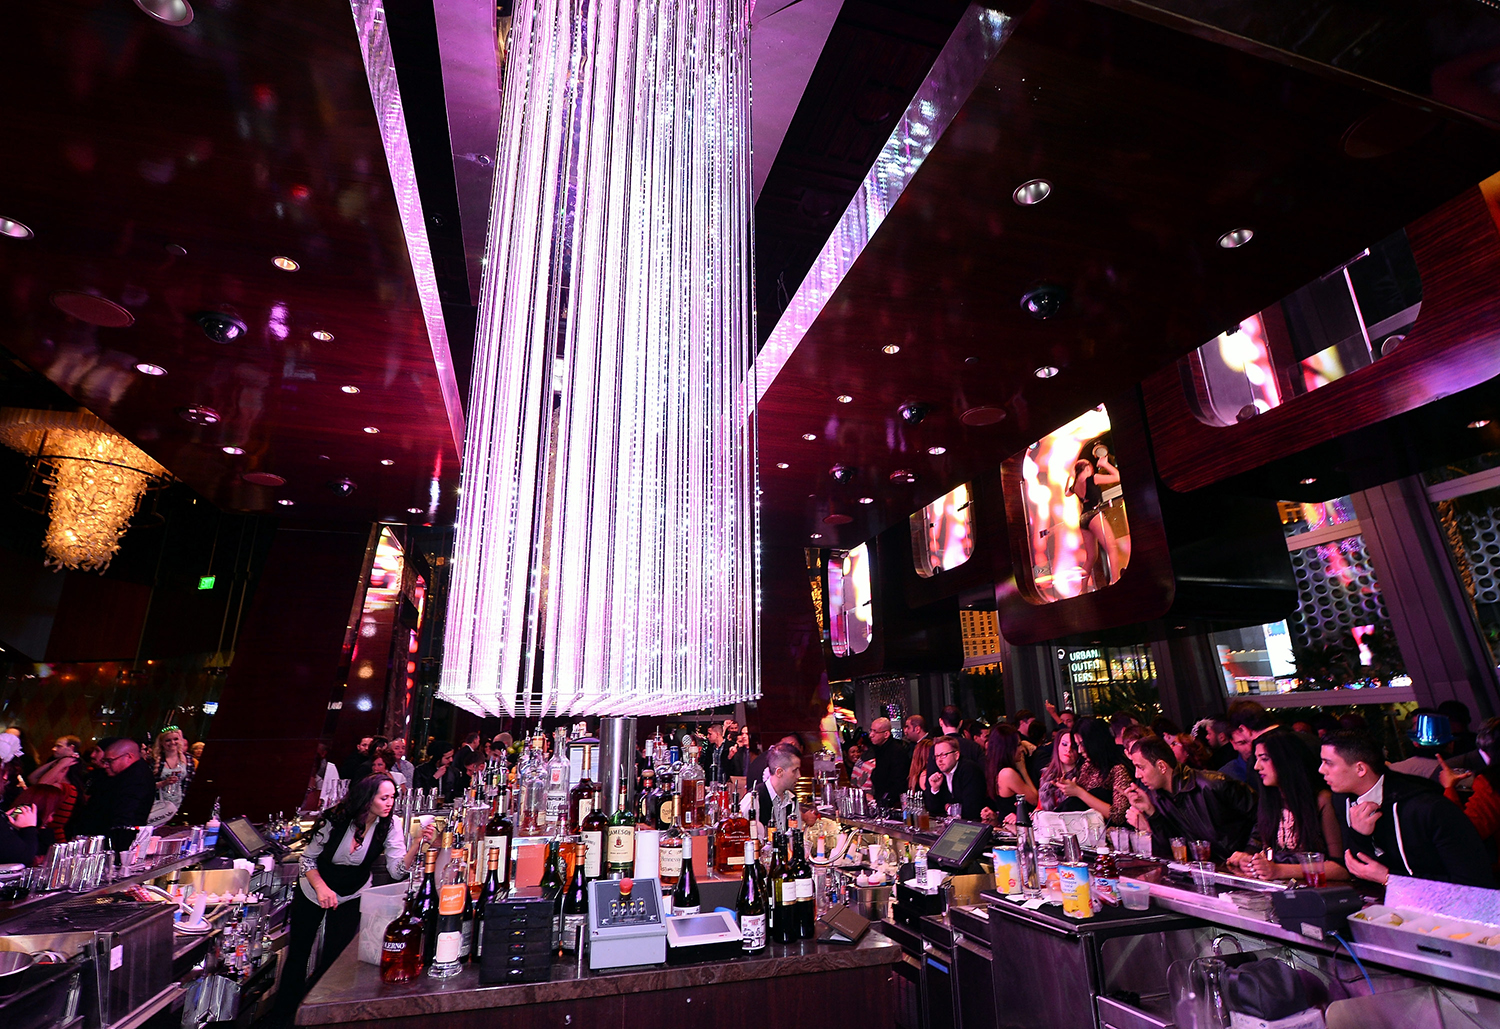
[927,820,991,871]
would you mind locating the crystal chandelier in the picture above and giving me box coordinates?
[0,409,168,572]
[439,0,759,717]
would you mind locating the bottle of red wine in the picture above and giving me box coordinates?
[791,829,815,939]
[735,840,766,952]
[559,850,589,953]
[672,833,701,915]
[470,845,503,963]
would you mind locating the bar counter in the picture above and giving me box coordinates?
[297,932,906,1027]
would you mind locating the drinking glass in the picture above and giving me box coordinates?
[1189,861,1217,894]
[1170,837,1189,863]
[1296,851,1325,887]
[1190,840,1213,862]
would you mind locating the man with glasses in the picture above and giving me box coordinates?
[70,739,155,839]
[867,717,909,810]
[924,736,987,821]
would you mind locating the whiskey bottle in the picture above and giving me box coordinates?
[580,797,609,881]
[379,877,425,983]
[659,808,684,892]
[735,840,766,952]
[569,763,598,834]
[714,790,751,875]
[607,796,635,878]
[672,833,701,915]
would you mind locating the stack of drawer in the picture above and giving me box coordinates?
[479,895,555,984]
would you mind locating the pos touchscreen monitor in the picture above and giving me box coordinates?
[223,816,271,858]
[926,819,992,872]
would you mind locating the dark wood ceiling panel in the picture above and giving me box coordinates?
[0,0,461,527]
[757,0,1500,550]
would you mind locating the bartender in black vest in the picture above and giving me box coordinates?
[740,744,801,832]
[277,773,435,1012]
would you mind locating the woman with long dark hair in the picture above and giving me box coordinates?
[1038,729,1086,812]
[1049,718,1132,825]
[1229,730,1346,881]
[277,773,435,1012]
[982,724,1037,825]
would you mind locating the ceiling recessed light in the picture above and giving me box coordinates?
[836,395,853,404]
[858,496,874,504]
[927,446,947,455]
[221,446,245,456]
[775,462,789,469]
[243,472,286,487]
[164,243,188,257]
[1012,179,1052,205]
[1034,365,1059,379]
[407,507,422,514]
[363,426,380,434]
[134,362,166,376]
[134,0,194,26]
[890,469,917,483]
[341,385,360,394]
[312,330,334,342]
[51,291,135,328]
[881,344,900,355]
[0,217,34,240]
[801,433,817,441]
[380,458,395,466]
[272,256,299,271]
[1469,419,1492,429]
[1218,228,1254,249]
[810,533,823,540]
[1299,477,1318,485]
[961,406,1006,426]
[177,405,220,425]
[277,499,294,506]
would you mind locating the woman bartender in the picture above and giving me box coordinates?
[276,773,435,1012]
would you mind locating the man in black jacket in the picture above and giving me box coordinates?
[70,739,155,838]
[1319,732,1494,888]
[924,736,988,820]
[867,718,910,809]
[1126,735,1256,862]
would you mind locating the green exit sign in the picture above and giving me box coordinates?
[197,575,216,591]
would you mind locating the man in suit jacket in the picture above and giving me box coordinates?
[923,736,987,821]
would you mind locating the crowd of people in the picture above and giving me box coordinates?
[841,698,1499,890]
[0,724,208,866]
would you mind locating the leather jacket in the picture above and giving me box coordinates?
[1144,764,1256,862]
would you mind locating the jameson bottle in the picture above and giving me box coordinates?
[607,797,636,878]
[736,840,767,952]
[379,877,425,983]
[471,846,503,962]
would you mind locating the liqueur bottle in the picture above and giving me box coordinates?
[379,877,425,983]
[790,829,815,939]
[471,846,503,963]
[672,833,702,915]
[736,840,767,952]
[483,790,514,889]
[714,791,751,876]
[678,746,706,828]
[659,808,684,893]
[428,835,468,978]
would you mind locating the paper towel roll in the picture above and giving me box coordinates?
[634,829,661,882]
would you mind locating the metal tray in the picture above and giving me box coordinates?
[1347,907,1500,976]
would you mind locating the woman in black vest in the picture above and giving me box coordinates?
[277,773,434,1012]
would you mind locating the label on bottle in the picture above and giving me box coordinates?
[674,904,701,916]
[780,881,797,906]
[795,876,814,901]
[723,852,745,867]
[740,913,766,951]
[660,845,683,881]
[607,824,635,864]
[438,884,466,916]
[459,918,474,958]
[550,766,565,786]
[561,913,586,952]
[577,796,593,823]
[583,830,604,878]
[382,940,406,954]
[433,930,461,964]
[484,836,510,882]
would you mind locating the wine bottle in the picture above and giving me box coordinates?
[736,840,766,952]
[672,833,701,915]
[417,844,439,966]
[455,848,475,961]
[471,845,503,963]
[483,791,513,890]
[766,831,786,944]
[428,834,467,978]
[791,829,815,939]
[559,847,589,953]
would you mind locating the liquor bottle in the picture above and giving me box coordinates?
[790,829,815,939]
[519,737,548,837]
[714,792,751,876]
[642,770,673,830]
[472,846,503,963]
[1015,799,1041,899]
[569,762,598,834]
[380,877,425,983]
[673,833,702,915]
[637,768,656,820]
[678,746,706,828]
[428,834,467,978]
[736,840,767,952]
[545,728,572,832]
[606,795,635,878]
[766,831,787,944]
[418,843,440,963]
[559,847,588,954]
[659,808,684,892]
[483,791,514,891]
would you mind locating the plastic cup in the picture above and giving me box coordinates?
[1119,880,1152,911]
[1189,861,1217,894]
[1297,851,1325,887]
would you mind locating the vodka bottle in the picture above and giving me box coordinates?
[519,737,548,837]
[545,729,572,832]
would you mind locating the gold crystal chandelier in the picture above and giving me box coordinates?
[0,409,168,572]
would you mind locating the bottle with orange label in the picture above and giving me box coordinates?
[428,832,468,978]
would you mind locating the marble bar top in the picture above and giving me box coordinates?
[296,931,903,1024]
